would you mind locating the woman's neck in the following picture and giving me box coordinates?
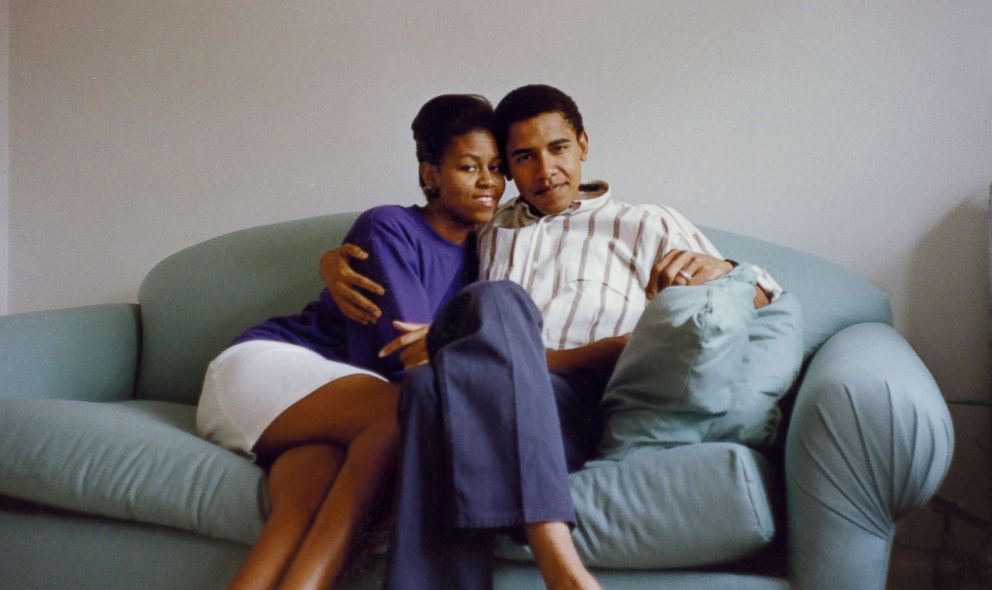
[420,203,471,245]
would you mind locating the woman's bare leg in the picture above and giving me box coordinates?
[525,522,602,590]
[253,375,401,590]
[228,444,344,590]
[276,419,398,589]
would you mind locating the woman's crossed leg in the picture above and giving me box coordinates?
[229,374,401,590]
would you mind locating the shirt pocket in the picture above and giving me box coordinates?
[569,263,633,304]
[553,264,633,344]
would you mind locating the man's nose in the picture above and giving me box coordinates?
[537,153,555,179]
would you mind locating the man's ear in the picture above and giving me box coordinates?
[420,161,439,191]
[578,131,589,162]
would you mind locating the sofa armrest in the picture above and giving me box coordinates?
[0,304,140,402]
[785,323,953,590]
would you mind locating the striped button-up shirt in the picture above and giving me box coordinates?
[477,181,782,351]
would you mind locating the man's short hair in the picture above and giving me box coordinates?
[493,85,585,162]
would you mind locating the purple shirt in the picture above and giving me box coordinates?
[233,205,476,381]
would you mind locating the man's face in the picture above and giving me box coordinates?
[504,112,588,216]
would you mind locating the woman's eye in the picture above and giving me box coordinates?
[461,165,478,172]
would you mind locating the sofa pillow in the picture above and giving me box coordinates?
[495,442,776,568]
[599,267,754,453]
[0,398,267,544]
[598,266,803,454]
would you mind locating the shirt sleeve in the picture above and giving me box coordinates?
[341,210,433,380]
[655,205,783,301]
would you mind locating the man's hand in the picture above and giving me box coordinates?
[546,334,630,372]
[319,244,385,325]
[646,250,772,309]
[378,321,430,370]
[646,250,734,299]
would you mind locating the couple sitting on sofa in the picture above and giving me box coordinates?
[195,84,803,590]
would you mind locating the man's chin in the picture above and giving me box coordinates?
[524,195,572,216]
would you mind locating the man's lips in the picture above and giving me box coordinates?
[535,183,567,196]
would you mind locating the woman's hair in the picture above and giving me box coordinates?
[411,94,495,199]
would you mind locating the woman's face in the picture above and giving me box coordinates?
[424,129,505,228]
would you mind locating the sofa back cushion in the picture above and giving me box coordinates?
[136,214,354,404]
[135,215,891,405]
[705,227,891,358]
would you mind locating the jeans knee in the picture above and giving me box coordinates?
[463,280,537,315]
[429,281,541,355]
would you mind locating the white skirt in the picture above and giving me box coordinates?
[196,340,388,459]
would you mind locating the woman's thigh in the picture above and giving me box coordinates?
[255,375,401,456]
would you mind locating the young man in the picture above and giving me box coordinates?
[324,85,801,589]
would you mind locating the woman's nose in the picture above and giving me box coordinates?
[478,169,495,186]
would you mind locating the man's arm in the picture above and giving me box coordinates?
[646,249,771,309]
[319,244,385,324]
[646,206,779,309]
[546,334,630,372]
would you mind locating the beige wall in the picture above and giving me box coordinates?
[0,0,8,315]
[8,0,992,563]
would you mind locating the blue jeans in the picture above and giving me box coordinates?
[384,281,608,590]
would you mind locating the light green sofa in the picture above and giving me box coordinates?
[0,212,953,589]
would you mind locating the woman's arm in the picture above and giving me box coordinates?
[378,320,430,371]
[336,212,436,379]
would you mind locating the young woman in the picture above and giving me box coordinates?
[195,94,505,590]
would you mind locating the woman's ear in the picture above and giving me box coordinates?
[420,161,439,192]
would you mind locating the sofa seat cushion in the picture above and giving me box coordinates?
[496,443,776,568]
[0,398,777,568]
[0,398,266,544]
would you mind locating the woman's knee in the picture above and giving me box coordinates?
[368,418,401,456]
[267,444,344,511]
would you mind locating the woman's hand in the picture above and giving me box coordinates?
[319,244,385,325]
[378,321,430,370]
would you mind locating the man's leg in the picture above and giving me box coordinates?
[525,367,609,590]
[387,280,597,589]
[428,281,576,530]
[384,366,493,590]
